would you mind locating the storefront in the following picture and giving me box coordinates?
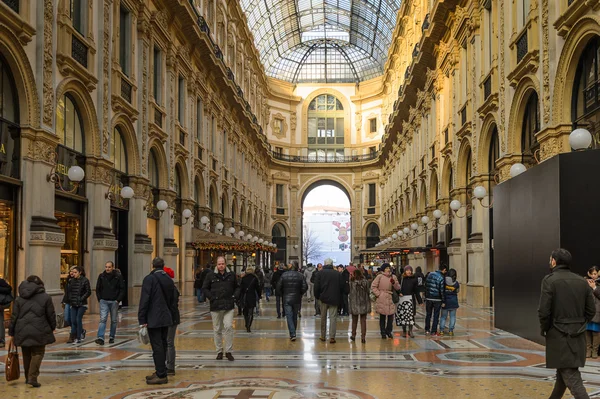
[54,145,87,289]
[0,54,21,321]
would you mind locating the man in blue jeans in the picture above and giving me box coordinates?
[95,261,125,345]
[424,264,447,337]
[276,263,307,341]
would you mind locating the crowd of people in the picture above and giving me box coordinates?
[4,246,600,397]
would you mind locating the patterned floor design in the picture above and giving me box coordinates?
[3,295,600,398]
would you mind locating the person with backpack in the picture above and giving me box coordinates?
[439,268,460,336]
[414,266,426,302]
[138,257,177,385]
[311,263,323,316]
[0,275,13,348]
[424,264,448,336]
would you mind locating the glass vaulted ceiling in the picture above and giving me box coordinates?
[240,0,403,83]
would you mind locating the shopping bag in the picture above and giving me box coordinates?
[5,338,20,382]
[138,326,149,345]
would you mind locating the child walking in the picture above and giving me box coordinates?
[585,266,600,358]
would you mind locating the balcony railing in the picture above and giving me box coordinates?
[154,107,163,128]
[2,0,18,13]
[121,77,132,103]
[272,151,378,163]
[422,14,430,31]
[412,43,420,58]
[483,75,492,100]
[516,31,528,64]
[71,35,88,68]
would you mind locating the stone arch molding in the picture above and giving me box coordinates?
[552,16,600,126]
[507,76,541,156]
[298,175,354,208]
[456,137,473,188]
[148,139,169,189]
[477,113,499,175]
[55,77,101,157]
[175,156,190,199]
[301,88,352,146]
[0,23,40,128]
[111,114,141,176]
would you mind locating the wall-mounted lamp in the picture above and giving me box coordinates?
[293,244,299,249]
[47,154,85,194]
[106,185,134,202]
[354,244,359,250]
[181,208,193,225]
[200,215,210,230]
[570,128,592,151]
[215,222,224,234]
[238,230,245,239]
[228,227,236,236]
[155,200,169,217]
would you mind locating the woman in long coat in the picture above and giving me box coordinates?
[9,275,56,387]
[349,268,371,343]
[239,266,261,332]
[371,263,400,339]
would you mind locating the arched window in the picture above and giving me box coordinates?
[489,126,500,175]
[175,168,182,198]
[365,222,380,248]
[0,55,18,123]
[272,223,287,264]
[194,177,201,204]
[56,94,84,153]
[111,127,127,173]
[572,36,600,126]
[148,150,159,188]
[465,149,472,187]
[521,91,540,159]
[307,94,344,161]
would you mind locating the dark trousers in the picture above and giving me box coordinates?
[351,314,367,339]
[276,295,285,317]
[314,299,321,315]
[549,368,590,399]
[379,314,393,335]
[425,300,442,333]
[70,305,86,339]
[22,345,45,383]
[243,306,255,329]
[339,294,349,315]
[284,303,300,337]
[148,326,169,378]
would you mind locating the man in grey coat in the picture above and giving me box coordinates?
[538,248,595,399]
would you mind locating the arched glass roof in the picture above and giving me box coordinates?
[240,0,402,83]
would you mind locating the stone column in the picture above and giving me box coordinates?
[448,190,466,303]
[466,176,489,307]
[130,177,153,305]
[22,130,64,309]
[86,160,120,314]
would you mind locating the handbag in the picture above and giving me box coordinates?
[0,291,14,306]
[138,326,150,345]
[5,338,20,382]
[56,313,65,329]
[391,276,402,304]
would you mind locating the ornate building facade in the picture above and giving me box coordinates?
[0,0,598,309]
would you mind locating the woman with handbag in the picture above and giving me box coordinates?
[66,266,91,344]
[349,268,371,343]
[8,275,56,387]
[239,266,261,333]
[371,263,400,339]
[395,266,423,338]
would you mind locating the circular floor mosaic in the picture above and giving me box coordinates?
[439,351,524,363]
[45,350,107,361]
[109,378,376,399]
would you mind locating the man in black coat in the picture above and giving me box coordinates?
[271,265,286,318]
[138,257,177,385]
[311,263,323,316]
[538,248,595,399]
[0,276,13,348]
[314,259,348,343]
[95,261,125,345]
[277,263,308,340]
[202,256,239,361]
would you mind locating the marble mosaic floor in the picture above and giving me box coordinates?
[2,295,600,398]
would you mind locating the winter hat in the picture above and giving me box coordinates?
[324,258,334,266]
[404,265,413,273]
[163,267,175,279]
[379,263,391,272]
